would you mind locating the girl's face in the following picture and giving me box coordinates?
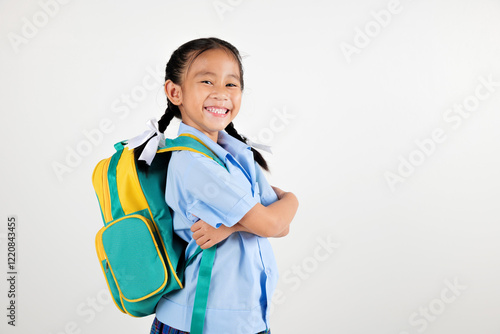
[171,48,242,142]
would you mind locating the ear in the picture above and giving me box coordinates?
[164,80,182,106]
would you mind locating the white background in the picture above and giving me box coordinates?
[1,0,499,333]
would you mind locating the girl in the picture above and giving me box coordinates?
[144,37,298,334]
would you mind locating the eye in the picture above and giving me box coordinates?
[201,80,212,85]
[226,83,238,88]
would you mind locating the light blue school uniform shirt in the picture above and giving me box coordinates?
[155,122,279,334]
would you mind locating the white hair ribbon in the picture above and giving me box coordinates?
[126,119,166,165]
[245,138,273,154]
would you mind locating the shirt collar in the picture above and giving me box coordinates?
[217,128,253,158]
[177,122,257,190]
[217,129,256,186]
[177,122,251,163]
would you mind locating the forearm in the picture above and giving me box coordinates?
[232,222,289,238]
[269,191,298,232]
[238,191,298,238]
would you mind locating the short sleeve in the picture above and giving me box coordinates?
[254,162,279,207]
[166,151,259,229]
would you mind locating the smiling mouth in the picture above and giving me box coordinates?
[204,106,229,116]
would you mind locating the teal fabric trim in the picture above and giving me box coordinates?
[184,246,203,269]
[114,141,127,151]
[107,148,125,221]
[190,245,217,334]
[164,136,227,170]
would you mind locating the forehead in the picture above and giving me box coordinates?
[185,48,240,78]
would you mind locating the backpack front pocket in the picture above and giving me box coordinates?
[95,214,168,316]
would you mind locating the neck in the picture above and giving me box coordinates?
[182,121,219,143]
[206,132,218,143]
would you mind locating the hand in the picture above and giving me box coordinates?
[190,219,233,249]
[271,186,286,200]
[236,186,297,238]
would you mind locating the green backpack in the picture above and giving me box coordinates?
[92,133,223,333]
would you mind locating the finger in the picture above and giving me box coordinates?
[191,221,202,232]
[272,186,283,193]
[196,235,210,246]
[192,230,203,240]
[271,186,285,199]
[191,218,210,232]
[200,239,213,250]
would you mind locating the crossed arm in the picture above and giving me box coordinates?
[191,186,299,249]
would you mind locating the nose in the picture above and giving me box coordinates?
[209,86,229,100]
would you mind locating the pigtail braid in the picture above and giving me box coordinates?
[158,104,177,133]
[225,122,269,172]
[134,105,179,173]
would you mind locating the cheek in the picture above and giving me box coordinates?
[232,93,242,107]
[185,89,208,107]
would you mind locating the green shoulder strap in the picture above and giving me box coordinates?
[161,134,225,334]
[159,133,225,168]
[189,245,216,334]
[108,141,126,221]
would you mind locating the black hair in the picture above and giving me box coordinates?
[134,37,269,172]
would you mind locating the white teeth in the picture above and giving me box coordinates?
[206,107,227,114]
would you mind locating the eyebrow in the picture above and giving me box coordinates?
[194,71,240,81]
